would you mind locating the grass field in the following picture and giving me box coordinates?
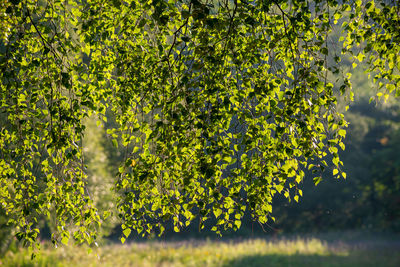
[1,232,399,267]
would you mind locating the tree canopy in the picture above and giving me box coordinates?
[0,0,399,248]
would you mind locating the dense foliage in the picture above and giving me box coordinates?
[0,0,399,248]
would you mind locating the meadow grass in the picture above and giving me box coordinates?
[1,232,399,267]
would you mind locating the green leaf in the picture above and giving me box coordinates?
[313,177,322,186]
[213,208,222,218]
[123,228,131,238]
[61,236,69,245]
[112,139,118,148]
[234,220,241,229]
[333,168,339,176]
[276,184,284,193]
[338,129,346,137]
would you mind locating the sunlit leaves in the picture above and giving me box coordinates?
[0,0,398,249]
[343,0,400,100]
[108,0,349,237]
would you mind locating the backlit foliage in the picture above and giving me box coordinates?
[0,0,398,248]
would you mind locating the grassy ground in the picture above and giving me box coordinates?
[1,232,399,267]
